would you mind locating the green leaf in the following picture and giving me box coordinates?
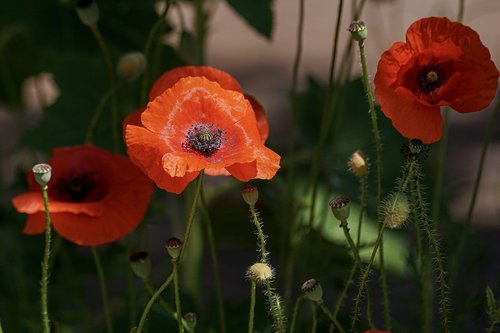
[486,285,496,315]
[225,0,274,39]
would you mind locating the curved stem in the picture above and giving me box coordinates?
[333,261,356,317]
[136,275,174,333]
[309,302,317,333]
[40,185,52,333]
[172,259,184,333]
[89,24,119,152]
[248,281,256,333]
[289,295,304,333]
[319,303,345,333]
[91,247,114,333]
[179,172,204,263]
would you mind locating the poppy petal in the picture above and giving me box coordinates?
[12,192,104,216]
[23,213,45,234]
[245,94,270,142]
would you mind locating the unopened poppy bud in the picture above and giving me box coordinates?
[382,193,410,229]
[247,262,274,285]
[301,278,323,303]
[348,149,368,177]
[129,251,151,280]
[32,163,52,187]
[184,312,197,331]
[117,52,147,82]
[349,20,368,43]
[76,0,99,26]
[408,139,424,155]
[329,196,350,221]
[242,185,259,206]
[165,237,182,259]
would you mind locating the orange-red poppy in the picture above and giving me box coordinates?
[12,145,153,246]
[124,66,280,194]
[374,17,499,143]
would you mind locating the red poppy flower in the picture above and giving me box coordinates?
[374,17,499,143]
[12,145,153,246]
[124,66,280,194]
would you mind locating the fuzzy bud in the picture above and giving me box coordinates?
[242,185,259,206]
[129,251,151,280]
[301,278,323,303]
[349,20,367,44]
[165,237,182,260]
[184,312,197,330]
[382,193,410,229]
[247,262,274,285]
[329,196,350,222]
[348,149,368,177]
[32,163,52,187]
[117,52,147,82]
[76,0,99,26]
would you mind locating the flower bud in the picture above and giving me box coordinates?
[117,52,147,82]
[76,0,99,26]
[129,251,151,280]
[184,312,197,331]
[247,262,274,285]
[329,196,350,221]
[165,237,182,259]
[301,278,323,303]
[408,139,424,155]
[348,149,368,177]
[349,20,368,44]
[382,193,410,229]
[32,163,52,187]
[242,185,259,206]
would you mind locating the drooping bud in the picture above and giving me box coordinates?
[76,0,99,26]
[184,312,197,331]
[349,20,367,44]
[242,185,259,207]
[129,251,151,280]
[329,196,351,221]
[247,262,274,285]
[382,193,410,229]
[348,149,368,178]
[32,163,52,187]
[165,237,183,260]
[301,278,323,303]
[117,52,147,82]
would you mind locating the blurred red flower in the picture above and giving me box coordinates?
[12,145,153,246]
[124,66,280,194]
[374,17,499,143]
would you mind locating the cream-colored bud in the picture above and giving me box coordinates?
[348,149,368,177]
[247,262,274,285]
[382,193,410,229]
[117,52,147,82]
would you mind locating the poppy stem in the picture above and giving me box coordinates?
[89,24,120,153]
[431,108,449,222]
[179,171,204,263]
[356,174,367,248]
[457,0,465,22]
[289,294,304,333]
[308,301,318,332]
[40,184,52,333]
[357,40,390,329]
[248,281,256,333]
[172,258,185,333]
[318,303,345,333]
[136,274,174,333]
[91,247,114,333]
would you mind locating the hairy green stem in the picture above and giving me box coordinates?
[334,261,357,317]
[91,247,114,333]
[356,175,367,248]
[250,206,268,263]
[319,303,345,333]
[172,259,184,333]
[248,281,256,333]
[289,295,304,333]
[40,185,52,333]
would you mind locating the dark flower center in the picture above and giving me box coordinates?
[49,172,107,202]
[183,124,223,157]
[416,64,447,103]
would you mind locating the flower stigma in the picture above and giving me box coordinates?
[416,64,447,104]
[183,123,224,157]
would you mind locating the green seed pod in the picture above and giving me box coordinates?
[329,196,351,221]
[129,251,151,280]
[349,20,368,43]
[165,237,183,260]
[301,278,323,303]
[32,163,52,187]
[76,0,99,26]
[242,185,259,206]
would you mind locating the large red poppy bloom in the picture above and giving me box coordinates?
[124,66,280,194]
[374,17,499,143]
[12,145,153,246]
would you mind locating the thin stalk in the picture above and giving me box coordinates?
[172,259,184,333]
[250,206,268,263]
[289,295,304,333]
[356,175,367,248]
[144,281,176,316]
[309,302,317,333]
[40,185,52,333]
[0,318,3,333]
[457,0,465,22]
[136,275,174,333]
[328,0,344,85]
[248,281,256,333]
[319,303,345,333]
[357,39,389,329]
[432,108,449,221]
[194,0,206,65]
[333,262,357,316]
[488,317,500,333]
[179,172,204,263]
[89,24,119,152]
[200,192,227,333]
[91,247,114,333]
[415,172,451,333]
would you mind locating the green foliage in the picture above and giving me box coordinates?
[225,0,274,39]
